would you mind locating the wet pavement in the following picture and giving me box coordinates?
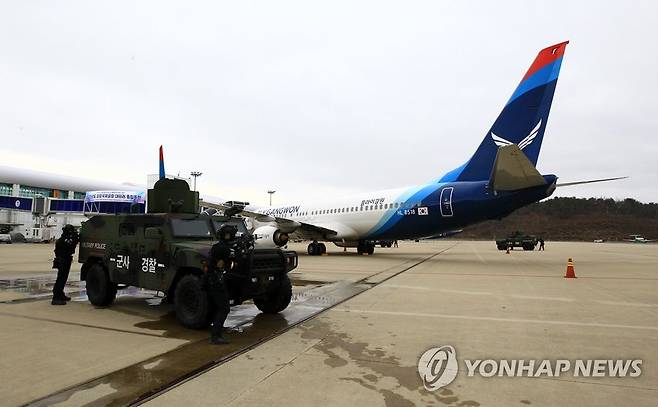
[24,281,370,407]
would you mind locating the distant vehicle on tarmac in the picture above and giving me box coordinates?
[496,231,538,251]
[624,235,655,243]
[0,233,11,244]
[77,178,298,329]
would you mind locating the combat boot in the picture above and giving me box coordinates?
[51,298,66,305]
[210,336,229,345]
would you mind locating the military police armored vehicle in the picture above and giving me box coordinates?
[496,231,538,251]
[78,178,298,329]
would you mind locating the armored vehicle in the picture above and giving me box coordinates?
[496,231,538,251]
[78,178,298,329]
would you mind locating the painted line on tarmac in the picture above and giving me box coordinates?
[511,294,575,302]
[593,300,658,308]
[329,308,658,331]
[407,271,658,281]
[0,310,168,338]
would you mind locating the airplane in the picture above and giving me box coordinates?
[193,41,626,256]
[624,235,655,243]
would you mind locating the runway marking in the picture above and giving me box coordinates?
[372,287,656,308]
[330,308,658,331]
[405,272,658,281]
[439,289,493,296]
[380,284,430,291]
[593,300,658,308]
[511,294,575,302]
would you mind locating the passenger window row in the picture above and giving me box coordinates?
[285,202,422,218]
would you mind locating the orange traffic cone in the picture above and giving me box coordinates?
[564,258,576,278]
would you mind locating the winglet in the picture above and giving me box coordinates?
[159,145,165,180]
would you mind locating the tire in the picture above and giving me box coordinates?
[174,274,211,329]
[85,263,117,306]
[497,244,506,250]
[254,275,293,314]
[307,243,317,256]
[366,244,375,255]
[318,243,326,254]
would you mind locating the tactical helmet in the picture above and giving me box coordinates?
[62,224,76,234]
[216,224,238,240]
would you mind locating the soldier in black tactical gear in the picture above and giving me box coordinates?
[205,224,237,344]
[52,224,79,305]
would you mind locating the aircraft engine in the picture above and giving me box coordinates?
[253,225,290,248]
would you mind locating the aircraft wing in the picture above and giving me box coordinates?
[238,207,338,239]
[199,199,338,240]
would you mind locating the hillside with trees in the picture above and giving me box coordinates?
[459,197,658,241]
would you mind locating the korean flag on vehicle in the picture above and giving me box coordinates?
[418,207,429,216]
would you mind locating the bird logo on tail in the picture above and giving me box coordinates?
[491,120,542,151]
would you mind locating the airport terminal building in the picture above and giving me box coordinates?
[0,165,146,241]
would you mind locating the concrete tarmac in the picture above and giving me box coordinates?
[1,241,656,406]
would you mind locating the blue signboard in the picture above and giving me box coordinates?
[0,196,33,211]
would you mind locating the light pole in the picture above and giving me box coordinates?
[267,190,276,206]
[190,171,203,191]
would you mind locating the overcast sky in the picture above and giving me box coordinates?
[1,1,656,205]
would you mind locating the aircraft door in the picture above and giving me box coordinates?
[440,187,454,217]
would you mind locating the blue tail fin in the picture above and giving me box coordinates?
[159,145,165,179]
[439,41,569,183]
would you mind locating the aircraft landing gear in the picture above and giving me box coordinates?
[357,241,375,255]
[307,241,326,256]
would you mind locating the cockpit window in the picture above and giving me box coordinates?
[170,219,213,238]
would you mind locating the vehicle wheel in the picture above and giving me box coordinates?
[523,245,535,251]
[254,275,293,314]
[366,243,375,255]
[85,263,117,306]
[497,244,506,250]
[307,243,318,256]
[174,274,210,329]
[318,243,326,254]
